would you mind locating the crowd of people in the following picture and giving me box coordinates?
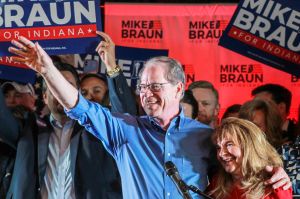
[0,31,298,199]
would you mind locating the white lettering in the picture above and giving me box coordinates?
[262,0,274,18]
[4,5,24,27]
[4,31,11,39]
[270,3,291,24]
[286,10,300,31]
[287,32,300,51]
[77,28,84,35]
[26,4,51,26]
[242,0,266,14]
[50,2,71,25]
[44,29,50,37]
[74,54,88,69]
[266,26,286,47]
[250,15,270,38]
[74,1,96,24]
[233,9,255,30]
[58,29,65,36]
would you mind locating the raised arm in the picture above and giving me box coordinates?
[8,37,78,109]
[96,31,138,115]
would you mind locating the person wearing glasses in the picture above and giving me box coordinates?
[8,32,292,199]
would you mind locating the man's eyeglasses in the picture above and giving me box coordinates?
[136,83,170,93]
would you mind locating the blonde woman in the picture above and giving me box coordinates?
[208,117,292,199]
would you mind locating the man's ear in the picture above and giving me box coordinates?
[176,82,184,99]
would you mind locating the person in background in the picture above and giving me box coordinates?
[40,62,121,199]
[2,81,36,112]
[280,135,300,197]
[0,89,20,199]
[208,117,293,199]
[80,73,110,107]
[221,104,241,121]
[188,80,220,128]
[252,84,298,143]
[239,99,283,149]
[279,106,300,197]
[180,90,198,119]
[8,32,292,199]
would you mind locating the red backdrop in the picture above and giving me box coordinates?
[104,3,300,120]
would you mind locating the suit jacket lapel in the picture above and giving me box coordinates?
[70,123,81,180]
[37,130,50,187]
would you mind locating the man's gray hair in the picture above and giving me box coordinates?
[139,56,186,92]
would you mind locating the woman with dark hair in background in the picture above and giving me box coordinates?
[180,90,198,119]
[239,99,283,149]
[221,104,241,121]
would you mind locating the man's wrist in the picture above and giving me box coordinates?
[107,65,121,77]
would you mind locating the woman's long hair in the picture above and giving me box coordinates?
[210,117,283,199]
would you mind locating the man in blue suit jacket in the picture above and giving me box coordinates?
[0,62,123,199]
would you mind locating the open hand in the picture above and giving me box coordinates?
[264,165,291,190]
[8,36,53,75]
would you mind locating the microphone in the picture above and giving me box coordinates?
[188,185,214,199]
[164,161,192,199]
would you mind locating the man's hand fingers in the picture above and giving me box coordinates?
[10,56,26,63]
[283,181,292,190]
[96,31,111,41]
[18,36,35,49]
[35,42,45,59]
[11,40,27,51]
[95,41,107,54]
[271,177,289,190]
[8,47,28,57]
[96,31,114,45]
[264,166,291,190]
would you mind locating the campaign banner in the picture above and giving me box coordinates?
[219,0,300,77]
[60,46,168,87]
[0,0,102,56]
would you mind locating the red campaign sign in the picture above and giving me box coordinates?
[105,3,300,121]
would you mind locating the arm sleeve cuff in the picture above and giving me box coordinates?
[65,93,90,119]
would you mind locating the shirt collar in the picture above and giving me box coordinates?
[148,107,185,132]
[49,114,73,129]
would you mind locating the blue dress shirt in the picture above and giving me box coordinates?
[66,94,214,199]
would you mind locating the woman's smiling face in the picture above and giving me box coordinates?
[216,134,243,180]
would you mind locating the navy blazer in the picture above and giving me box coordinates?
[4,113,121,199]
[0,89,121,199]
